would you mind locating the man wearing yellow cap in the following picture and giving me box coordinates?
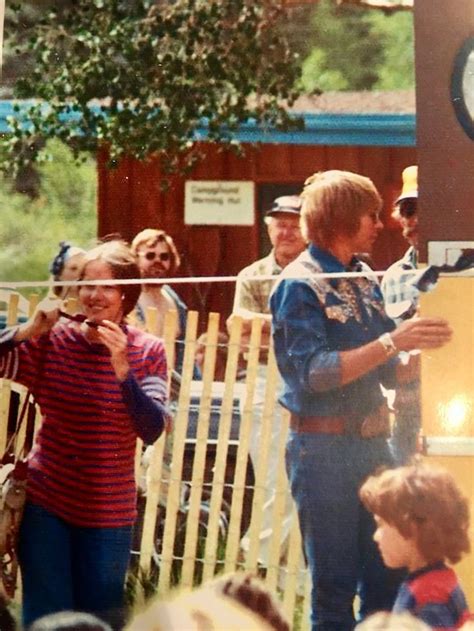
[381,165,420,464]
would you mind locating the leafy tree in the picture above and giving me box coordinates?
[0,139,97,286]
[300,0,414,92]
[370,9,415,89]
[1,0,303,179]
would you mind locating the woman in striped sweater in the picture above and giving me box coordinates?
[0,240,169,630]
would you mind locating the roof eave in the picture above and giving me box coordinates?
[200,113,416,147]
[0,101,416,149]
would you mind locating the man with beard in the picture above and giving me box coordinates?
[131,228,191,375]
[381,166,421,464]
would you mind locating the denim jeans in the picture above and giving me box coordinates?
[286,431,402,631]
[18,502,133,630]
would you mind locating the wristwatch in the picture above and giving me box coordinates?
[378,332,398,357]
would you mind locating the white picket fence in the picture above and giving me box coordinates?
[0,294,311,629]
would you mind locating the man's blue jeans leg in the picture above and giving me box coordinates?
[19,502,132,630]
[286,432,401,631]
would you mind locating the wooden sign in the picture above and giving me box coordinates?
[184,180,255,226]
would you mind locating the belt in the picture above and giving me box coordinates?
[290,415,346,434]
[290,406,390,438]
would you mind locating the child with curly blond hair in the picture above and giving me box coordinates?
[360,463,472,629]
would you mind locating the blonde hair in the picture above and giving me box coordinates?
[207,572,290,631]
[360,464,471,565]
[80,240,141,316]
[125,586,276,631]
[131,228,181,275]
[300,170,382,249]
[355,611,431,630]
[49,242,87,299]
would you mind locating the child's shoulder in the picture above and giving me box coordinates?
[407,563,459,603]
[402,563,470,627]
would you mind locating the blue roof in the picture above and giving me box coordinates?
[0,100,415,147]
[218,113,415,146]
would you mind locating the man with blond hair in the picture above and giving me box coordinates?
[270,170,452,631]
[131,228,192,375]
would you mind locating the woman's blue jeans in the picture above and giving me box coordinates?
[286,431,403,631]
[18,502,133,630]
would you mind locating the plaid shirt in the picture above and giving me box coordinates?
[232,251,282,315]
[381,246,419,320]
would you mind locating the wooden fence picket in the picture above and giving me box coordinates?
[139,307,180,580]
[223,316,263,572]
[180,312,220,588]
[265,406,291,591]
[201,314,242,582]
[157,310,198,593]
[244,346,279,572]
[0,293,311,629]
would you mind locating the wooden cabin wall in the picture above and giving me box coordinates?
[98,143,416,324]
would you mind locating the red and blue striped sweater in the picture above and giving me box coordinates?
[0,322,168,528]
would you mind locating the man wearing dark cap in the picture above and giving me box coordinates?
[227,195,306,569]
[381,165,421,464]
[229,195,306,341]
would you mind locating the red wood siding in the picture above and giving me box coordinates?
[98,143,416,324]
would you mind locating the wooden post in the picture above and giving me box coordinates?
[201,315,242,581]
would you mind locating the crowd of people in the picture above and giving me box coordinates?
[0,166,471,631]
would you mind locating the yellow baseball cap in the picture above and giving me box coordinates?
[396,165,418,203]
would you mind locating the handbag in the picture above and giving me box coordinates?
[0,390,32,600]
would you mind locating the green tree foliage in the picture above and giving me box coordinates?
[369,10,415,89]
[1,0,56,98]
[0,139,96,285]
[300,0,414,92]
[2,0,303,179]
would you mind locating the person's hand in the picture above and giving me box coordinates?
[16,297,61,341]
[391,316,452,353]
[96,320,129,381]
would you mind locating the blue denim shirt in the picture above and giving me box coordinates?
[270,245,396,418]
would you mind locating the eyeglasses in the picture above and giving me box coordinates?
[141,251,171,262]
[398,199,417,219]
